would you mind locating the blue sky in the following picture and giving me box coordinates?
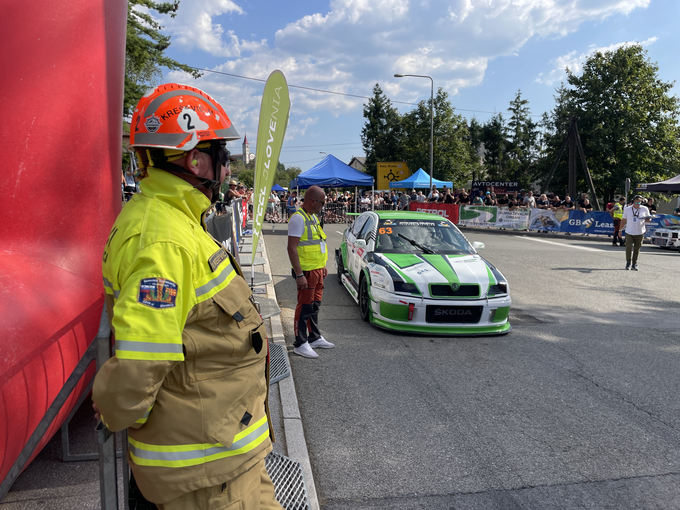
[158,0,679,172]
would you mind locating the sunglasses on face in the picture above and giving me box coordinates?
[196,141,230,169]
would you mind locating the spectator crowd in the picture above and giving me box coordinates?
[207,180,677,225]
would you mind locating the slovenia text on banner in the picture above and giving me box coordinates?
[252,71,291,263]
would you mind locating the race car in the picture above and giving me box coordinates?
[649,225,680,249]
[335,211,511,335]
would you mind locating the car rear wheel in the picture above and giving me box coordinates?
[359,276,370,322]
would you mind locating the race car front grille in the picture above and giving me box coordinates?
[425,305,483,323]
[429,284,480,298]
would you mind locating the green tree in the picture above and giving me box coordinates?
[482,113,508,180]
[361,84,404,178]
[401,89,476,187]
[468,117,484,157]
[236,168,254,189]
[506,90,539,188]
[124,0,201,117]
[564,45,680,202]
[534,84,572,193]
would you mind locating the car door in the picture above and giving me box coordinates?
[352,214,376,282]
[345,213,368,283]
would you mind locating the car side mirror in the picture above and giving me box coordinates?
[355,239,367,247]
[472,241,485,250]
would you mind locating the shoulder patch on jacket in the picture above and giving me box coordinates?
[208,247,229,272]
[138,278,178,309]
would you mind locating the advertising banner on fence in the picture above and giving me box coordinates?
[556,211,614,235]
[252,70,290,263]
[528,209,562,232]
[409,202,459,223]
[496,208,530,229]
[458,206,498,228]
[456,206,529,229]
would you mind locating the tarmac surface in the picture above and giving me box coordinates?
[265,223,680,510]
[3,222,680,509]
[1,232,305,510]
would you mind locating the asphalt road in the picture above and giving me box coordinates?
[264,224,680,510]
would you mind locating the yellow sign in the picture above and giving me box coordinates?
[377,162,410,190]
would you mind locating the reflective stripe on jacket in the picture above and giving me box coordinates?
[93,168,272,504]
[292,208,328,270]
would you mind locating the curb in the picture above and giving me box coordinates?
[259,236,320,510]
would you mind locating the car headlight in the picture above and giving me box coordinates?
[394,282,420,294]
[488,283,508,296]
[369,266,393,292]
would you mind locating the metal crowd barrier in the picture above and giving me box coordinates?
[321,202,350,224]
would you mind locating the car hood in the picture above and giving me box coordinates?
[374,252,506,296]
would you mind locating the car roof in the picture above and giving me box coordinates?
[373,210,449,221]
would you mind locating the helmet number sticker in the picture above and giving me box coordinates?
[178,108,209,133]
[183,113,195,131]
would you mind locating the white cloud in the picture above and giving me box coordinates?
[162,0,651,145]
[286,117,320,140]
[536,36,659,86]
[164,0,247,57]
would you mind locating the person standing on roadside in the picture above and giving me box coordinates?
[427,185,439,203]
[398,190,410,210]
[610,196,626,246]
[286,190,298,218]
[620,195,653,270]
[287,185,334,358]
[646,197,657,214]
[92,83,282,510]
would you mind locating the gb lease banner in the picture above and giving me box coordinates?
[252,70,290,263]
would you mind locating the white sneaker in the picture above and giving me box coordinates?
[309,336,335,349]
[293,343,319,358]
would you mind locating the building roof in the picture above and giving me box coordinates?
[348,156,366,170]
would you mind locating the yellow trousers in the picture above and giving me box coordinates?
[157,457,283,510]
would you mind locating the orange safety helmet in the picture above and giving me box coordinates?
[130,83,240,150]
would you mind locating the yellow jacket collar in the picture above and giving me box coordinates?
[140,168,211,224]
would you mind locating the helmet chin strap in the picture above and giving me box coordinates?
[152,160,222,203]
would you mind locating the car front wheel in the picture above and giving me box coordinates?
[359,276,370,322]
[337,252,345,285]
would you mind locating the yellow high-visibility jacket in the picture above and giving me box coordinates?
[93,168,272,504]
[291,208,328,270]
[613,203,624,219]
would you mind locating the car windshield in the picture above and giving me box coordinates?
[375,218,475,255]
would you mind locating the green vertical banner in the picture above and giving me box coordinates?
[252,70,290,263]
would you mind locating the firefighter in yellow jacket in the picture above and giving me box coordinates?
[92,84,282,510]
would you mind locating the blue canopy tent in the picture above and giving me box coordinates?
[290,154,374,189]
[290,155,375,211]
[271,183,285,192]
[389,168,452,189]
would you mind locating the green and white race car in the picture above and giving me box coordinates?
[335,211,511,335]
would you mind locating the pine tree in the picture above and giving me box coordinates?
[124,0,201,117]
[506,90,539,188]
[361,84,403,178]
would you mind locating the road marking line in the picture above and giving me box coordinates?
[336,231,344,235]
[519,237,603,252]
